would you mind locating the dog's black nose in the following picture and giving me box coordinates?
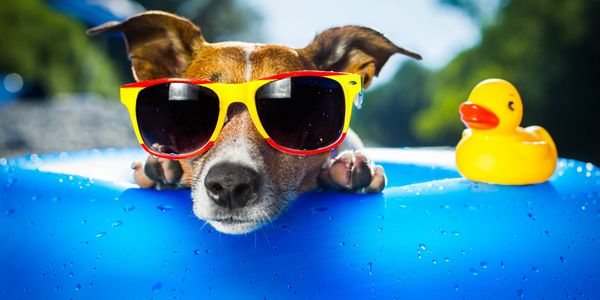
[204,162,260,208]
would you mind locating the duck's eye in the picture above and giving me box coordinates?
[508,101,515,111]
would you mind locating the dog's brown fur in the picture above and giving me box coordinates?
[89,11,420,233]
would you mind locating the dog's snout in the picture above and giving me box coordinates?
[204,162,260,208]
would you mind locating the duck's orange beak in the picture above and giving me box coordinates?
[459,102,499,130]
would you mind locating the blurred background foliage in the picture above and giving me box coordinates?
[353,0,600,163]
[136,0,262,42]
[0,0,262,99]
[0,0,597,163]
[0,0,121,98]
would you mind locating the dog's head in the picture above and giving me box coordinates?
[90,11,420,234]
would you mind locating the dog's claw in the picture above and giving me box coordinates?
[132,161,157,188]
[132,156,189,189]
[318,150,386,193]
[365,165,386,193]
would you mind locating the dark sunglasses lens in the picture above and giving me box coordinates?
[136,82,219,155]
[256,76,346,151]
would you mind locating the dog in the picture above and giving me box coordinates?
[88,11,421,234]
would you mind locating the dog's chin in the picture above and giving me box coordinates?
[208,219,263,234]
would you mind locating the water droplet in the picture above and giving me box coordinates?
[469,268,478,276]
[205,249,210,254]
[172,251,178,256]
[377,227,383,232]
[559,256,565,263]
[194,249,201,255]
[95,232,107,238]
[58,178,64,183]
[517,288,524,297]
[69,272,74,277]
[55,285,60,291]
[522,275,528,282]
[31,195,40,200]
[454,284,460,291]
[581,205,587,211]
[52,197,61,202]
[368,262,373,276]
[152,283,162,292]
[586,163,594,171]
[480,261,488,269]
[75,283,81,291]
[500,261,505,268]
[81,220,87,225]
[123,205,136,212]
[112,220,123,227]
[432,259,438,265]
[157,205,173,212]
[441,230,448,236]
[339,242,345,247]
[438,186,444,191]
[452,231,461,237]
[68,176,74,181]
[444,257,451,263]
[5,209,15,216]
[418,243,427,250]
[576,166,583,173]
[532,266,539,273]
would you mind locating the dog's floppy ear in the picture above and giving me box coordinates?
[300,26,421,88]
[87,11,205,81]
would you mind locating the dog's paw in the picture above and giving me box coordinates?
[131,156,190,189]
[318,150,386,193]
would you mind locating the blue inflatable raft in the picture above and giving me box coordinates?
[1,148,599,299]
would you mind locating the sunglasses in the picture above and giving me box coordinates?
[120,71,364,159]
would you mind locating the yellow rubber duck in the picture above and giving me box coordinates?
[456,79,558,185]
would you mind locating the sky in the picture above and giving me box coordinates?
[244,0,481,86]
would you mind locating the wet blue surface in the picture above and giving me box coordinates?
[1,149,599,299]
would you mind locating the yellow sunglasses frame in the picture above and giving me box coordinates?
[120,70,362,159]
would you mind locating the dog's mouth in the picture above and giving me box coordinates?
[206,216,264,234]
[210,216,255,225]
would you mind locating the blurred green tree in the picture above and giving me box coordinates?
[0,0,121,98]
[351,61,432,147]
[136,0,263,42]
[439,0,507,24]
[0,0,263,99]
[354,0,600,163]
[100,0,263,84]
